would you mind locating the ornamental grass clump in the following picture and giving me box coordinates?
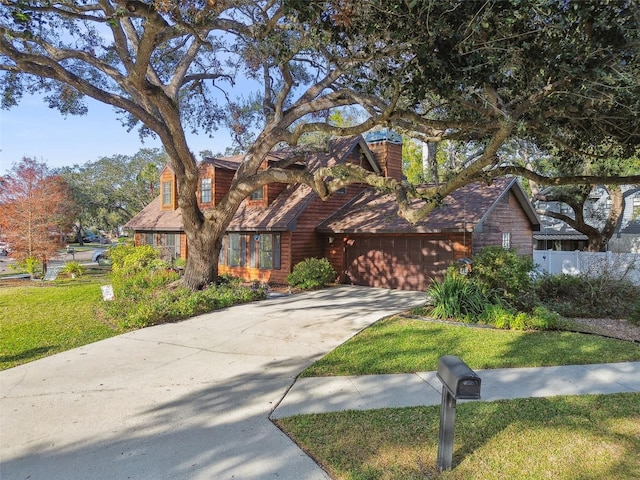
[427,272,497,321]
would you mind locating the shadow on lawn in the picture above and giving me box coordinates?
[0,345,57,369]
[450,393,640,478]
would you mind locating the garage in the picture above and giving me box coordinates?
[344,236,455,291]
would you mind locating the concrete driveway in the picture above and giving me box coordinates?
[0,286,425,480]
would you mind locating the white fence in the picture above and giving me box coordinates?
[533,250,640,285]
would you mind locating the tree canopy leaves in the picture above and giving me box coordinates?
[2,0,639,287]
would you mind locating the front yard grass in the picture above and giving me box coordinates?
[276,392,640,480]
[280,316,640,479]
[302,316,640,377]
[0,278,122,370]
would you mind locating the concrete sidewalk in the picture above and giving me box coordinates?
[272,362,640,418]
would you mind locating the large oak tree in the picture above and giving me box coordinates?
[2,0,640,288]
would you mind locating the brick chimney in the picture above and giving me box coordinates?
[364,130,403,181]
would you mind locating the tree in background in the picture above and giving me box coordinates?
[0,158,77,276]
[2,1,640,289]
[58,148,167,241]
[529,150,640,251]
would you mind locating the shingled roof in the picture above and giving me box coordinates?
[125,135,380,232]
[124,197,184,231]
[317,177,539,234]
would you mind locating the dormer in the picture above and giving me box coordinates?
[159,165,178,211]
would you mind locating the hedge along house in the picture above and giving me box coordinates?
[125,131,540,290]
[124,135,384,284]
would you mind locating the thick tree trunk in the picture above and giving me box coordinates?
[182,227,223,290]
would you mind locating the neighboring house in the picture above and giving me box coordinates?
[125,131,540,291]
[534,186,640,253]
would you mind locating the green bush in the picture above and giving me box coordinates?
[479,303,560,331]
[103,276,266,329]
[102,246,267,328]
[535,273,640,319]
[627,302,640,326]
[61,261,85,278]
[472,247,535,309]
[286,257,336,290]
[427,272,498,321]
[109,244,168,276]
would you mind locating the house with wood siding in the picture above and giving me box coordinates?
[124,131,540,291]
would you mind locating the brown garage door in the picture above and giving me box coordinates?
[344,236,454,291]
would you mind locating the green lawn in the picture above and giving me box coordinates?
[279,315,640,479]
[0,278,121,370]
[276,393,640,480]
[303,316,640,376]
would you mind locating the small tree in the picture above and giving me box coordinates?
[0,158,77,275]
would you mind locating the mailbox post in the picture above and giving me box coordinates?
[436,355,481,471]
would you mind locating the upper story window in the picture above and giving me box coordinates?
[250,187,264,201]
[502,232,511,249]
[200,178,212,203]
[162,181,172,206]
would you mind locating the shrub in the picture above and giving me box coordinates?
[627,302,640,326]
[427,272,498,322]
[286,257,336,290]
[479,303,560,331]
[61,261,85,278]
[472,247,535,309]
[535,273,640,319]
[109,244,168,276]
[103,276,266,329]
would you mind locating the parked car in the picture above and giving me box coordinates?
[83,234,100,243]
[92,248,109,263]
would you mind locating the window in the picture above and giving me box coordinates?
[250,187,264,201]
[633,194,640,217]
[223,233,280,269]
[144,232,157,246]
[200,178,212,203]
[227,233,246,267]
[260,234,281,269]
[162,181,172,206]
[502,232,511,249]
[161,233,181,259]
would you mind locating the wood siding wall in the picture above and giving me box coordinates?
[367,141,403,180]
[214,168,235,206]
[473,191,534,256]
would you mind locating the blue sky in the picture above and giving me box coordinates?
[0,94,233,176]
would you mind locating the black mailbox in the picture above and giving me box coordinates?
[436,355,482,471]
[436,355,481,400]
